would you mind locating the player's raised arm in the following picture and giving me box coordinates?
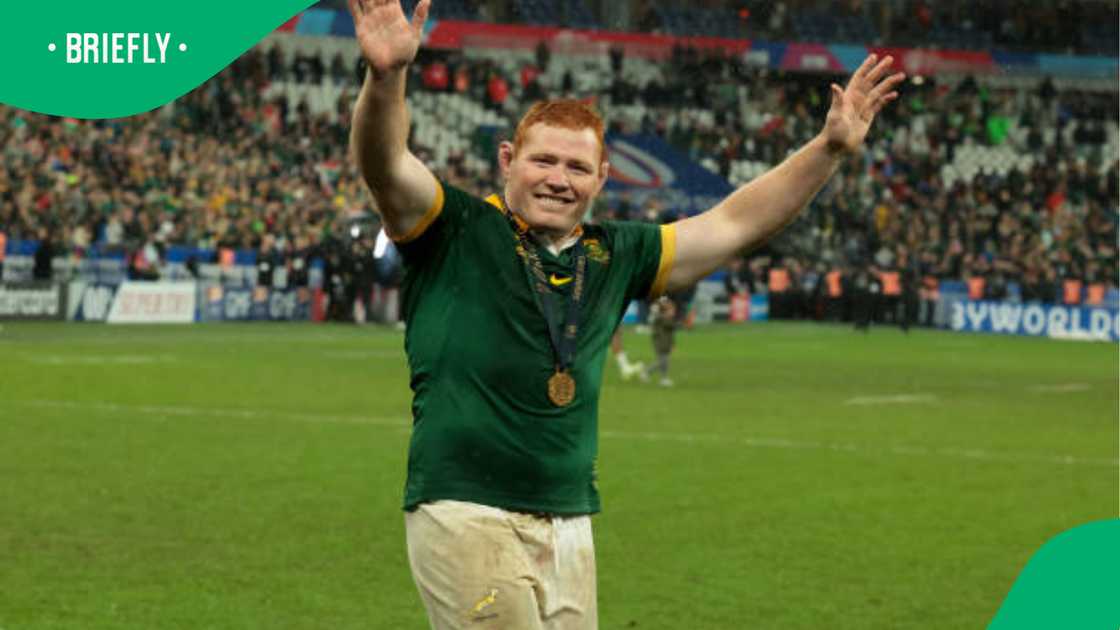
[663,54,906,292]
[348,0,439,240]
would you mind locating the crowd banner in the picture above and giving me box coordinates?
[354,17,1120,80]
[391,19,1120,79]
[944,298,1119,342]
[0,282,66,321]
[106,281,196,324]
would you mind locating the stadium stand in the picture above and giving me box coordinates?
[309,0,1118,56]
[1,2,1116,327]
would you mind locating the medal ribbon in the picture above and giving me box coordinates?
[502,203,586,375]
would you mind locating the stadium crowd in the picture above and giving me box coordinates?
[1,21,1116,321]
[397,43,1120,315]
[0,47,362,274]
[621,48,1120,314]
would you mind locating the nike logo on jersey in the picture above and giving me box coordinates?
[549,274,573,287]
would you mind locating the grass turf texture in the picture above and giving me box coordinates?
[0,321,1116,629]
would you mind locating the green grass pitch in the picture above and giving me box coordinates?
[1,321,1116,629]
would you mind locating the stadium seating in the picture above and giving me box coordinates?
[656,6,743,39]
[790,10,876,45]
[3,22,1116,307]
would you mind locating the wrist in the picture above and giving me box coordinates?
[814,133,851,163]
[367,62,409,84]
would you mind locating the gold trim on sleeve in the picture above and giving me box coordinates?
[649,223,677,298]
[392,175,445,244]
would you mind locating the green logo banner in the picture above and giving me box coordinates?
[0,0,316,119]
[988,519,1120,629]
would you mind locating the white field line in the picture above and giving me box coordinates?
[21,399,408,428]
[1029,383,1092,393]
[321,350,405,360]
[26,354,178,366]
[1,331,402,347]
[13,399,1117,468]
[600,430,1118,468]
[844,394,938,406]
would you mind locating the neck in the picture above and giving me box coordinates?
[531,224,579,247]
[527,222,580,256]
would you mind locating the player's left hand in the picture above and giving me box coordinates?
[823,54,906,156]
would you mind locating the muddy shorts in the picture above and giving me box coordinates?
[405,500,597,629]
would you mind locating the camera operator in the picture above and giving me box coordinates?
[321,230,351,322]
[348,235,376,323]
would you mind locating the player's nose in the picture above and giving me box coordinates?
[544,170,569,191]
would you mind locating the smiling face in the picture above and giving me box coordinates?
[498,122,609,240]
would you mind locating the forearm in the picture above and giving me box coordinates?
[350,67,411,191]
[349,66,437,235]
[667,134,847,290]
[718,133,845,250]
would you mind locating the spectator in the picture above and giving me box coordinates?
[32,227,54,281]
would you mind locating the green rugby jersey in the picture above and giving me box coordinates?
[393,180,676,515]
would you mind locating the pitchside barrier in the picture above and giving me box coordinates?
[3,248,1117,341]
[65,279,313,323]
[936,281,1120,342]
[939,295,1119,342]
[689,280,769,323]
[1,248,318,323]
[0,282,67,321]
[620,280,769,325]
[636,279,1118,343]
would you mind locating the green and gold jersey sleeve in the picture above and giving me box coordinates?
[391,179,483,268]
[601,220,677,301]
[389,173,447,246]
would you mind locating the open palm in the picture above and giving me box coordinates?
[824,54,906,155]
[348,0,431,80]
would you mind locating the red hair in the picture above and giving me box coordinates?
[512,99,606,161]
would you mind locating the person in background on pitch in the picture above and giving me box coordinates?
[609,328,644,380]
[853,261,876,332]
[642,295,677,387]
[347,0,904,627]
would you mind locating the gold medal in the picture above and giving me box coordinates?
[547,371,576,407]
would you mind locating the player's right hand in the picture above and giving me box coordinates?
[348,0,431,81]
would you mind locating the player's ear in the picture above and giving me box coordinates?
[498,141,515,180]
[594,160,610,193]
